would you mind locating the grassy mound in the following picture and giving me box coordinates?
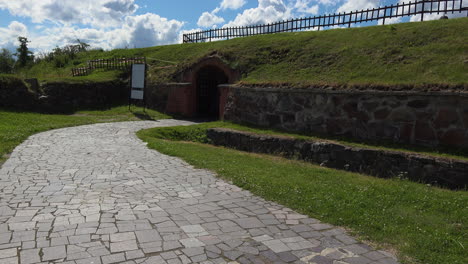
[20,18,467,87]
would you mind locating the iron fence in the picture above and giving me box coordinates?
[183,0,467,43]
[71,57,146,77]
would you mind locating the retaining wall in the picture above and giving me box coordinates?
[222,85,468,150]
[207,128,468,189]
[0,76,36,109]
[40,80,127,111]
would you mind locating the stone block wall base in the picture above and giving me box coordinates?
[207,128,468,189]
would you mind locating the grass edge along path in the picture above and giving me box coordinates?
[138,126,468,264]
[137,121,468,162]
[0,106,170,165]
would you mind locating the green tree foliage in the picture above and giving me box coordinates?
[15,37,34,67]
[0,48,15,73]
[35,39,91,68]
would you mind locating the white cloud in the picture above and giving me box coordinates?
[4,13,184,54]
[404,0,466,22]
[0,1,185,52]
[0,0,139,28]
[225,0,292,27]
[0,21,29,52]
[220,0,246,10]
[337,0,380,13]
[294,0,319,15]
[197,10,225,28]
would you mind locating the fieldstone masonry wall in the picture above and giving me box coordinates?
[41,80,127,111]
[223,86,468,150]
[207,128,468,189]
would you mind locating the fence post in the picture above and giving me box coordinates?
[421,0,425,21]
[348,11,353,27]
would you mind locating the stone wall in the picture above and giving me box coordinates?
[223,85,468,150]
[0,75,37,109]
[207,128,468,189]
[0,77,129,112]
[40,80,127,112]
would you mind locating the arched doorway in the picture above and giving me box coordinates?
[196,66,228,118]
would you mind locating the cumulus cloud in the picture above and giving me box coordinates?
[225,0,292,27]
[337,0,380,13]
[0,0,185,52]
[37,13,184,50]
[117,13,184,48]
[0,14,184,54]
[405,0,466,22]
[0,21,29,51]
[220,0,246,10]
[197,10,225,28]
[0,0,139,28]
[294,0,320,15]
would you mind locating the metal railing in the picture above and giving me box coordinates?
[183,0,467,43]
[71,57,146,77]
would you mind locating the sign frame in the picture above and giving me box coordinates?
[129,63,147,110]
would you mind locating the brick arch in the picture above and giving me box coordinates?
[167,56,239,118]
[179,56,239,84]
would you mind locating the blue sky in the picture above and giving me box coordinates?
[0,0,464,53]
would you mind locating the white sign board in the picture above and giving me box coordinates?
[131,64,145,100]
[131,90,144,100]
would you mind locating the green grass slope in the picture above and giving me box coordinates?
[22,18,467,87]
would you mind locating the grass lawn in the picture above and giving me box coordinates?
[0,106,170,165]
[20,18,468,87]
[138,125,468,264]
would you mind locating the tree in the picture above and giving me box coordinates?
[0,48,15,73]
[76,39,90,52]
[15,37,34,67]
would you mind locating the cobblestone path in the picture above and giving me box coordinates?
[0,121,400,264]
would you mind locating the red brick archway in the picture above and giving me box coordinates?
[166,56,239,118]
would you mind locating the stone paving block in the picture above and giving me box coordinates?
[234,218,265,229]
[76,257,102,264]
[0,256,18,264]
[0,248,17,259]
[51,236,69,246]
[110,240,139,253]
[263,240,290,253]
[179,238,205,248]
[42,245,66,261]
[19,248,40,264]
[88,247,110,257]
[69,234,91,244]
[110,232,136,242]
[102,253,126,264]
[126,250,145,260]
[135,230,161,243]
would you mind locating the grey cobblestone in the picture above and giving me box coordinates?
[0,120,400,263]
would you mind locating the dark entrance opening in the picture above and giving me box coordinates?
[196,66,228,118]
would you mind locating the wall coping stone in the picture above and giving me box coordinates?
[219,84,468,97]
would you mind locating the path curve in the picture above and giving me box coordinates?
[0,120,400,264]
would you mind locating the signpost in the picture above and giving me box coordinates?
[129,63,146,110]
